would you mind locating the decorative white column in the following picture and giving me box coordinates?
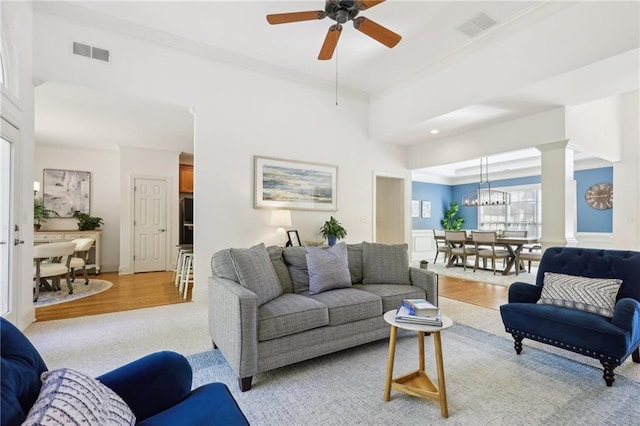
[537,140,578,248]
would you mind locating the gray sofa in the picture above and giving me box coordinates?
[208,241,438,391]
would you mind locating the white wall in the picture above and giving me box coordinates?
[34,145,121,272]
[1,1,35,329]
[613,90,640,249]
[31,12,408,291]
[566,95,622,161]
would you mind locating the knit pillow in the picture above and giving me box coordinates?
[538,272,622,318]
[23,368,135,425]
[230,243,283,306]
[306,243,352,295]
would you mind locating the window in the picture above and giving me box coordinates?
[478,184,541,237]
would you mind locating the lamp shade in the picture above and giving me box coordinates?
[270,210,292,227]
[33,181,41,192]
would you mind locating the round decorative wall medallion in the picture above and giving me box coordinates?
[585,183,613,210]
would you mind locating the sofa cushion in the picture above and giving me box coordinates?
[258,293,329,341]
[267,245,294,293]
[347,243,364,284]
[282,247,310,293]
[353,284,425,313]
[306,243,352,295]
[307,288,382,326]
[211,249,239,282]
[362,242,410,285]
[230,243,283,306]
[538,272,622,318]
[23,368,135,425]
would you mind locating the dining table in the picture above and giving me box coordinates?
[435,234,539,275]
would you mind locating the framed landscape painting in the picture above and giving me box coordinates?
[254,156,338,211]
[43,169,91,217]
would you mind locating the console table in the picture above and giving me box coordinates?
[34,230,102,274]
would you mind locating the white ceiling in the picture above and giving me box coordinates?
[33,0,639,177]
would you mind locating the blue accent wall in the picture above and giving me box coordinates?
[575,167,613,232]
[411,181,452,230]
[413,168,612,233]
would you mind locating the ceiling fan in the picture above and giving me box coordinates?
[266,0,402,60]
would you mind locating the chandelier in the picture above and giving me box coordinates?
[461,157,510,207]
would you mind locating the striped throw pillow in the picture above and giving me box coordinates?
[23,368,135,425]
[538,272,622,318]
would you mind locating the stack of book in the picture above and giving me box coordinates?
[395,298,442,326]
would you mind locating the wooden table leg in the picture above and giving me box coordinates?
[384,325,398,401]
[433,331,448,418]
[418,331,425,372]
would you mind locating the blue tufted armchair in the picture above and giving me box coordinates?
[500,247,640,386]
[1,318,249,425]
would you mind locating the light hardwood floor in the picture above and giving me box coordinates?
[36,271,507,322]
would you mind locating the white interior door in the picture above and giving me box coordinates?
[134,178,168,273]
[375,175,405,243]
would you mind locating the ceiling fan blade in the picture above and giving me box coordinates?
[356,0,386,11]
[266,11,326,25]
[352,16,401,48]
[318,24,342,60]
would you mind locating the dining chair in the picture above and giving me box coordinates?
[33,242,76,302]
[432,229,449,264]
[471,231,511,275]
[445,230,476,270]
[69,238,94,285]
[503,230,527,237]
[516,245,543,275]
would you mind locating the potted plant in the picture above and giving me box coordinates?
[33,198,58,231]
[419,259,429,269]
[320,216,347,246]
[73,211,104,231]
[440,201,464,230]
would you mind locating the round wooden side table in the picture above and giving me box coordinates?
[383,309,454,418]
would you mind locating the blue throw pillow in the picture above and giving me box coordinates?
[306,243,352,295]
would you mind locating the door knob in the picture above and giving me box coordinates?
[14,239,24,246]
[158,229,166,232]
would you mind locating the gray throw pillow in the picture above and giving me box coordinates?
[283,246,310,293]
[362,242,410,285]
[267,245,294,293]
[347,243,364,284]
[538,272,622,318]
[230,243,283,306]
[306,243,352,295]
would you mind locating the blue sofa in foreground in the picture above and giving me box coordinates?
[1,318,249,426]
[500,247,640,386]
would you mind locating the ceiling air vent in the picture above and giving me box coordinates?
[72,42,110,63]
[456,12,498,38]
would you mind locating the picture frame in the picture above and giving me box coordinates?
[43,169,91,217]
[421,200,431,218]
[287,230,302,247]
[411,200,420,218]
[255,156,338,211]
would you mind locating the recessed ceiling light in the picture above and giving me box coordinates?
[430,129,440,134]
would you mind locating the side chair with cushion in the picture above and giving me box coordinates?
[500,247,640,386]
[69,238,94,285]
[515,244,542,275]
[32,242,76,302]
[0,318,249,426]
[471,231,510,275]
[445,230,476,270]
[432,229,449,264]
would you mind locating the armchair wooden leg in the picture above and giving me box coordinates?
[83,267,89,285]
[513,335,524,355]
[601,362,616,386]
[65,273,73,294]
[632,347,639,363]
[239,376,252,392]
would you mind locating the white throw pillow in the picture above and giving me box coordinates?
[537,272,622,318]
[22,368,135,426]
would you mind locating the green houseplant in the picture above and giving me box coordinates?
[33,198,58,231]
[440,201,464,230]
[320,216,347,246]
[419,259,429,269]
[73,211,104,231]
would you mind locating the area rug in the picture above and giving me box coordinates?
[188,323,639,425]
[34,279,113,307]
[427,262,537,287]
